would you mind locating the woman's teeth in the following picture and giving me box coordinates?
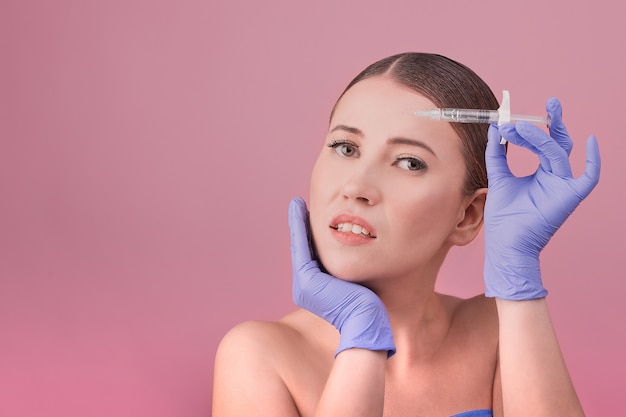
[335,222,373,237]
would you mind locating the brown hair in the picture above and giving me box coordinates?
[332,53,499,194]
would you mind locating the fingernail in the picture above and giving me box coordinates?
[289,198,299,219]
[547,97,560,109]
[547,98,562,119]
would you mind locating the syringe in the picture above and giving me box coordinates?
[414,108,548,125]
[414,90,548,144]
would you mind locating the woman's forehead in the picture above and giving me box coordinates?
[330,77,459,144]
[333,77,437,117]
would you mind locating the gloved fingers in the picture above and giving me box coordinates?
[499,123,554,172]
[498,123,542,155]
[485,124,512,180]
[546,97,573,155]
[288,197,314,268]
[508,122,573,178]
[572,135,601,199]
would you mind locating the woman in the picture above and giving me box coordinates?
[212,53,601,416]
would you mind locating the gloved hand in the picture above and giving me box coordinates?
[484,98,601,300]
[288,197,396,357]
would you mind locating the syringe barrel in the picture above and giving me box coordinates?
[441,109,499,123]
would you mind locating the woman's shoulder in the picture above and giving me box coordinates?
[440,293,499,338]
[213,311,337,415]
[215,309,336,364]
[456,293,497,317]
[439,292,497,316]
[213,310,336,410]
[213,314,326,415]
[216,316,296,360]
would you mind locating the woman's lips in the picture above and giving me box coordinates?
[329,214,377,241]
[333,222,374,237]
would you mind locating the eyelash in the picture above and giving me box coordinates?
[327,139,428,172]
[327,139,359,157]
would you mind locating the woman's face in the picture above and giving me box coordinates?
[309,76,477,284]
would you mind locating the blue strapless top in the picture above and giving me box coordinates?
[451,410,493,417]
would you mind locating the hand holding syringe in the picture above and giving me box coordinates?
[414,91,549,143]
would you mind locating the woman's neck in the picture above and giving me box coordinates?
[371,271,455,366]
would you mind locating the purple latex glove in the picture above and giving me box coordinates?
[484,98,601,300]
[288,197,395,357]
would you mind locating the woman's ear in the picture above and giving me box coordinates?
[449,188,487,246]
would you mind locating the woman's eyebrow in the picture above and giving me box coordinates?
[388,137,437,157]
[329,124,363,136]
[329,124,436,157]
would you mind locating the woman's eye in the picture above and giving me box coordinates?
[337,144,356,157]
[395,157,427,171]
[328,140,359,157]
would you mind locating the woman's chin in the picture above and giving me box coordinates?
[318,260,374,283]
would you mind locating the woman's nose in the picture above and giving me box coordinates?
[340,169,382,205]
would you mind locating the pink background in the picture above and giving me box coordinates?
[1,0,624,415]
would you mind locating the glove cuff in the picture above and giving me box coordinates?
[484,251,547,300]
[335,306,396,358]
[335,325,396,358]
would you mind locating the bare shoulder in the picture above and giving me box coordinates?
[215,309,335,360]
[445,293,497,320]
[213,315,308,386]
[440,293,499,341]
[213,310,336,417]
[216,318,297,359]
[212,319,300,417]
